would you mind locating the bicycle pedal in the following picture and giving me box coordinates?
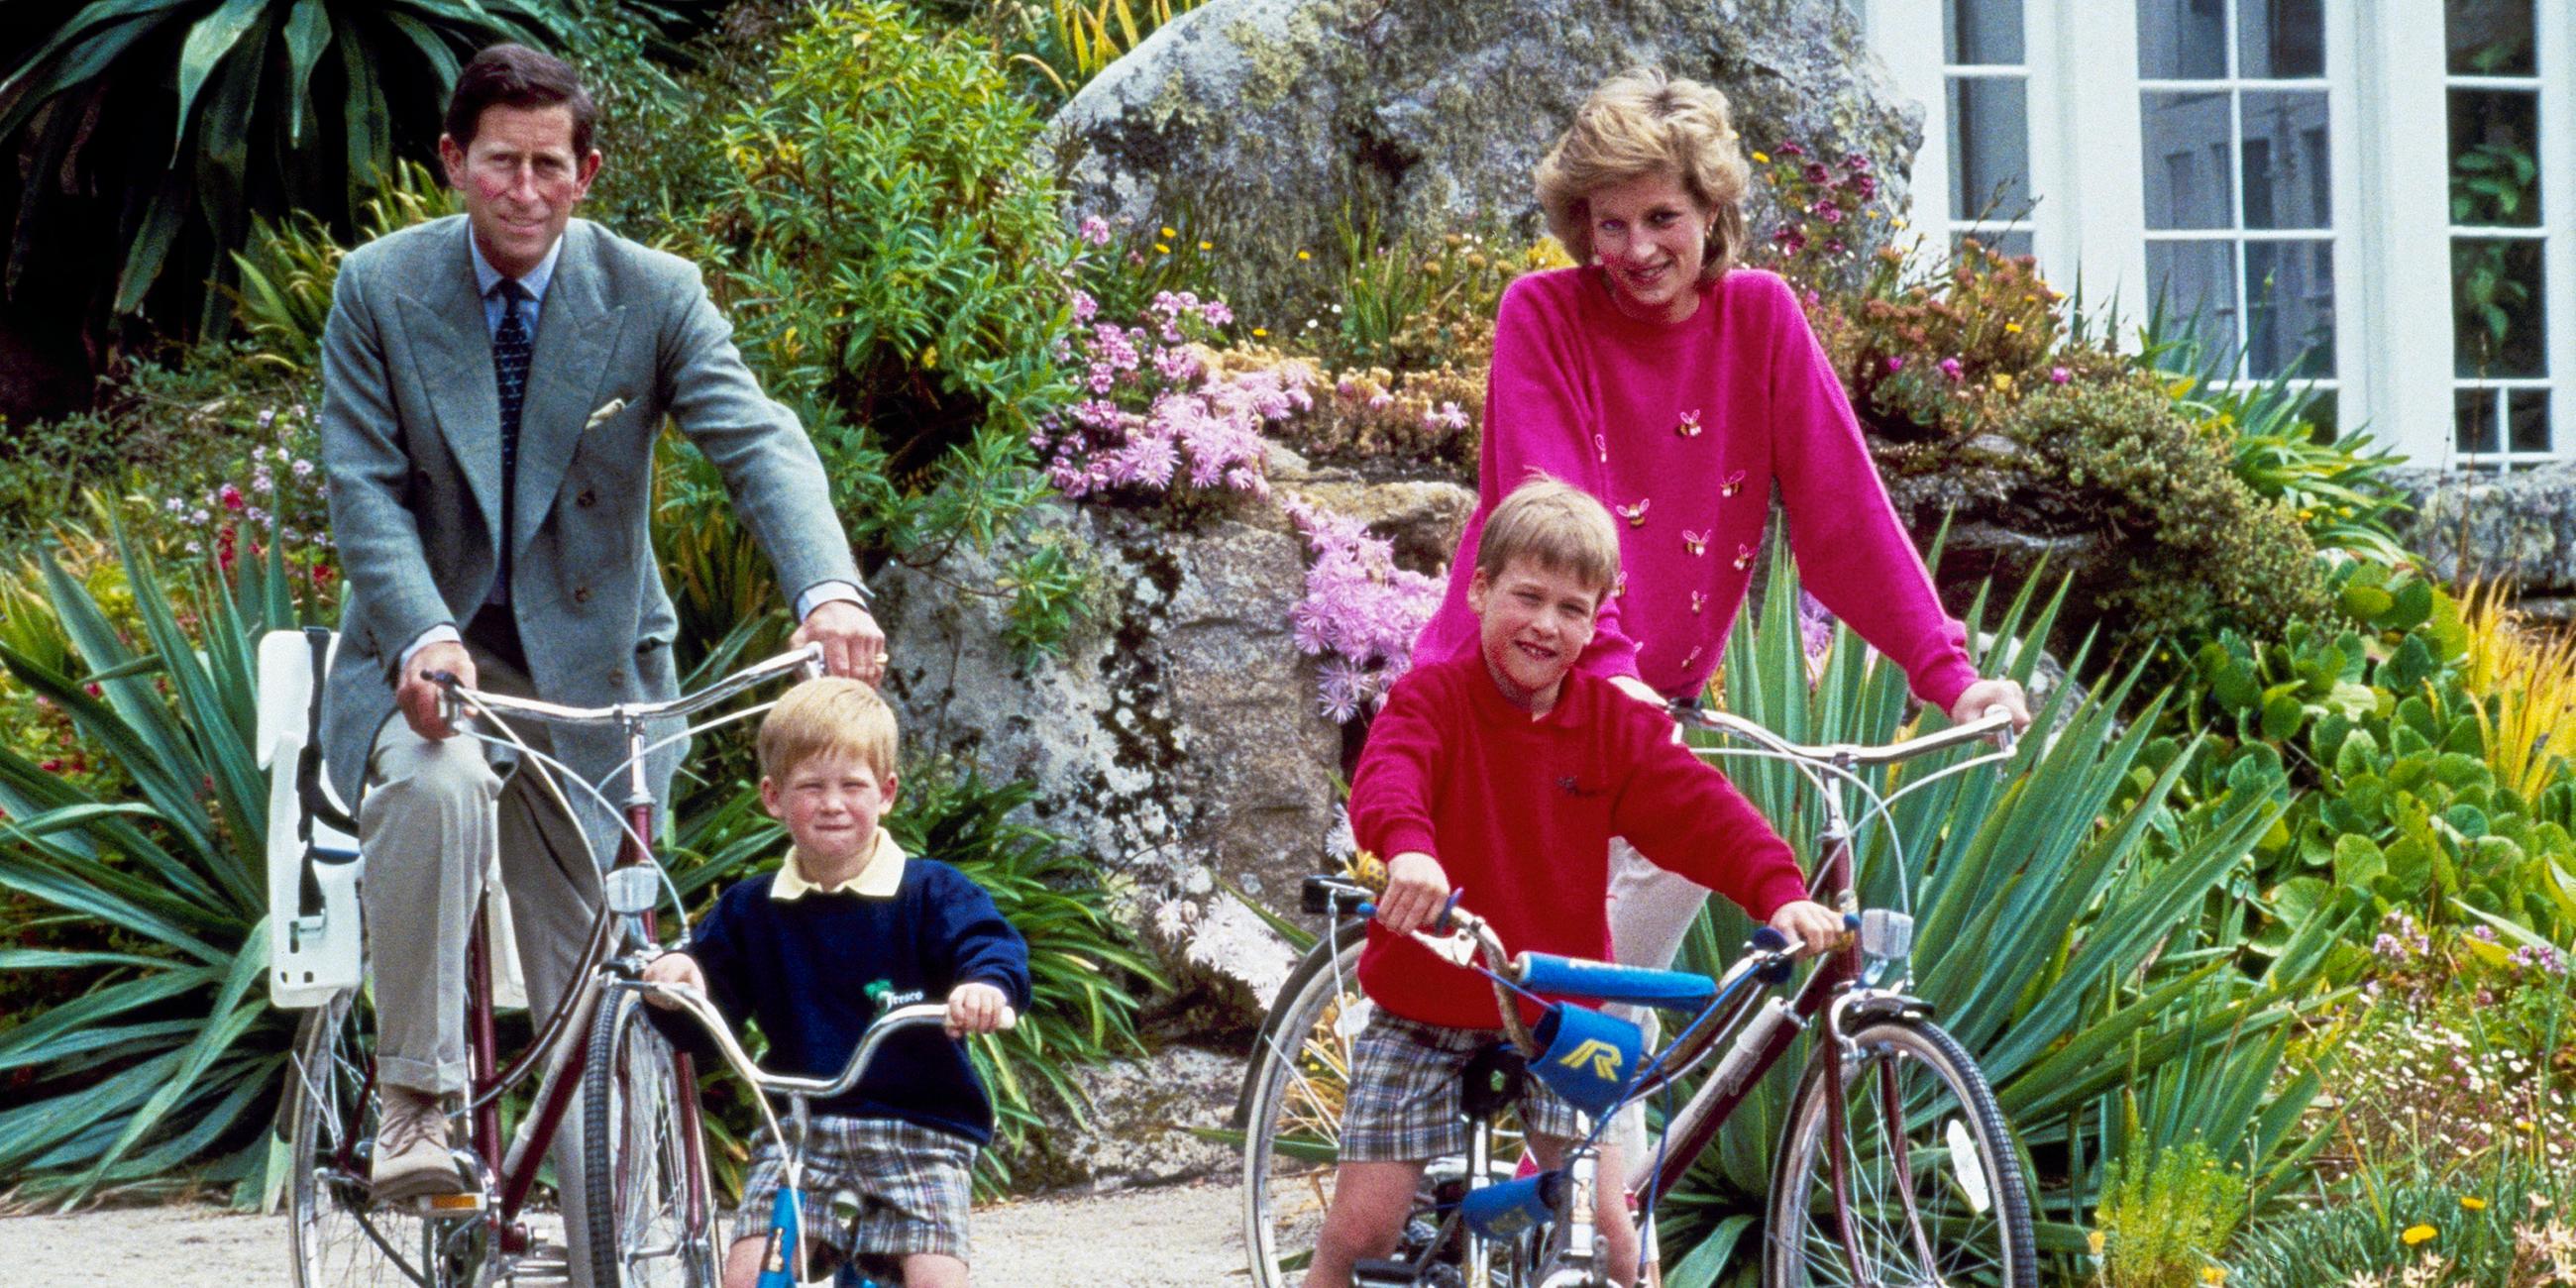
[1352,1259,1421,1287]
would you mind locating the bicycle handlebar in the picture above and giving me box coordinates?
[1670,704,2018,766]
[624,986,1017,1103]
[431,643,825,727]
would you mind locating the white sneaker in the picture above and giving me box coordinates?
[371,1084,465,1200]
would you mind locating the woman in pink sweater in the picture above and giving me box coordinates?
[1412,68,2031,979]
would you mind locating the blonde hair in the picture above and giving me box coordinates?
[1536,68,1751,279]
[757,677,898,782]
[1476,476,1623,597]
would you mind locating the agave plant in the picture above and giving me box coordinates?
[0,524,313,1207]
[1648,550,2337,1285]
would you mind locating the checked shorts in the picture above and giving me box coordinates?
[732,1115,978,1265]
[1339,1010,1583,1163]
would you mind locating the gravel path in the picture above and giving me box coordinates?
[0,1177,1243,1285]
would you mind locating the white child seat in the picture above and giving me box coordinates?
[258,629,526,1011]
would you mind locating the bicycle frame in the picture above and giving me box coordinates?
[1376,706,2016,1285]
[403,646,820,1258]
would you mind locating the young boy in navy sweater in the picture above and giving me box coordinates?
[1305,479,1845,1288]
[644,678,1029,1288]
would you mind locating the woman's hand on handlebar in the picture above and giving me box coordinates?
[639,949,707,1011]
[1375,851,1451,936]
[1949,677,2032,735]
[1768,900,1846,958]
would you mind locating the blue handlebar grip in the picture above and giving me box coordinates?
[1843,912,1862,931]
[1750,926,1790,952]
[1748,925,1794,984]
[1355,902,1376,919]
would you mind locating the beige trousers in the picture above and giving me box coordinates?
[358,643,605,1280]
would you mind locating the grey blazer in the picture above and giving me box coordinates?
[317,215,860,827]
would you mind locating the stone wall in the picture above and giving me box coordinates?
[2390,465,2576,622]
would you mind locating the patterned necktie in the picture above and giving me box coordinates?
[490,279,532,604]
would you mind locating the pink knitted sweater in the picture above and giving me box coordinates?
[1413,266,1978,710]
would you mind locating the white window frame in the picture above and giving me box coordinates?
[1861,0,2576,469]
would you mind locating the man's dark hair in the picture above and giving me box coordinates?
[444,44,596,157]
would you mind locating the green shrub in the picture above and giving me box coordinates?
[2094,1138,2245,1288]
[228,161,454,376]
[690,1,1073,565]
[2009,374,2331,654]
[2226,1160,2576,1288]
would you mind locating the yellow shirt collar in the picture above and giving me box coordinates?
[772,827,906,901]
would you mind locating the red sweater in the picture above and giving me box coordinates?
[1349,658,1810,1028]
[1413,267,1977,710]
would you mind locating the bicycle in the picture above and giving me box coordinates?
[621,974,1016,1288]
[266,631,826,1287]
[1238,704,2039,1287]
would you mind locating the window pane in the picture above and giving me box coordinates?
[2449,89,2542,228]
[2143,92,2235,229]
[2455,389,2501,455]
[2447,0,2536,75]
[2302,391,2339,443]
[2139,0,2229,78]
[2508,389,2552,454]
[1956,229,2036,260]
[2452,238,2548,377]
[2240,91,2330,229]
[1950,78,2031,220]
[2240,0,2324,77]
[2147,240,2242,354]
[2246,240,2334,378]
[1946,0,2024,64]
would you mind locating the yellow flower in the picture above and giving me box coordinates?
[1154,244,1171,255]
[2401,1225,2437,1246]
[1992,374,2015,391]
[2461,1196,2488,1211]
[1251,327,1268,338]
[1297,250,1312,261]
[2004,322,2023,334]
[920,345,938,371]
[2088,1231,2105,1256]
[1199,240,1213,251]
[1160,226,1177,238]
[1752,151,1771,163]
[1892,218,1909,229]
[2200,1268,2226,1285]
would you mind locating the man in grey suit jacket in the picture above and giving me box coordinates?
[318,44,881,1252]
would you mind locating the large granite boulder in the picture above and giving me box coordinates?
[2390,465,2576,623]
[1046,0,1917,324]
[995,1044,1243,1192]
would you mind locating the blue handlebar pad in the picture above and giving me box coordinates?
[1515,954,1718,1009]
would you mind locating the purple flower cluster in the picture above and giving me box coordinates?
[1281,498,1441,723]
[1763,142,1878,264]
[1037,290,1303,503]
[2373,910,2431,965]
[2508,943,2567,976]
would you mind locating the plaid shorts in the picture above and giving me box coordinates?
[732,1116,977,1265]
[1340,1011,1583,1164]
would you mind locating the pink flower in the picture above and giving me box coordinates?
[1939,358,1964,381]
[2049,366,2072,384]
[219,483,246,512]
[1842,152,1872,172]
[1885,356,1905,373]
[1777,141,1807,158]
[1078,215,1112,246]
[1803,162,1832,184]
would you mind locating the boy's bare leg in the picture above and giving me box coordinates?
[1305,1159,1430,1288]
[721,1234,766,1288]
[1530,1135,1639,1288]
[903,1252,970,1287]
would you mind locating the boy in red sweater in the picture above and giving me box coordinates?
[1305,478,1842,1288]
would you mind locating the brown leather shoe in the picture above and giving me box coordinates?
[371,1084,465,1201]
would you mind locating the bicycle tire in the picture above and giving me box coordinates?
[582,989,721,1287]
[1241,923,1372,1287]
[1761,1015,2035,1288]
[287,989,445,1288]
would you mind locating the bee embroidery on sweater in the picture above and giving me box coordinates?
[1691,590,1707,615]
[1615,498,1650,527]
[1733,543,1755,572]
[1681,529,1708,557]
[1676,409,1703,438]
[1594,433,1609,464]
[1720,470,1746,498]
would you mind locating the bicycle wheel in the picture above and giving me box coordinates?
[582,988,720,1287]
[1762,1015,2035,1288]
[287,989,440,1288]
[1242,923,1383,1287]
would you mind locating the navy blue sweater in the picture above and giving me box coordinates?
[677,856,1031,1144]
